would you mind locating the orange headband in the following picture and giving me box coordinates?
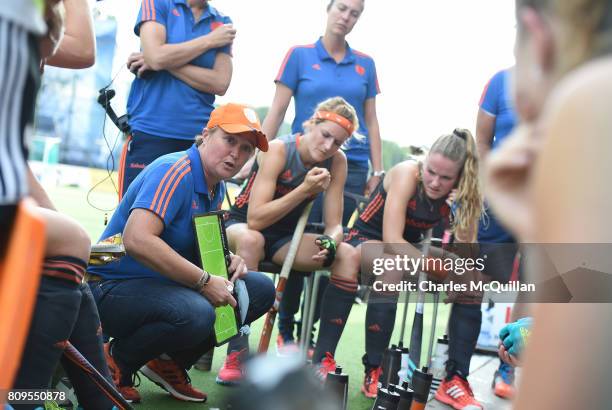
[314,111,355,136]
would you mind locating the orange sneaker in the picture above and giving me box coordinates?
[360,366,382,399]
[103,342,141,403]
[434,374,483,410]
[140,357,207,402]
[315,352,337,381]
[216,349,246,386]
[492,363,516,399]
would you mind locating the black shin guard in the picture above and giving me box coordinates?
[313,279,357,363]
[364,293,398,368]
[447,303,482,377]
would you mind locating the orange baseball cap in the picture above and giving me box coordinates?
[207,103,268,152]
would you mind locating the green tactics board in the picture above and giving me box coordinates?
[193,212,239,345]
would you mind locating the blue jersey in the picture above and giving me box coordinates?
[275,37,380,167]
[478,69,517,149]
[89,145,225,280]
[478,69,517,243]
[126,0,232,140]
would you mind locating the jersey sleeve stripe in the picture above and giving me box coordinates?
[153,160,190,215]
[160,167,191,219]
[478,79,491,106]
[149,155,188,213]
[275,46,298,82]
[361,195,384,223]
[141,0,149,21]
[360,193,383,222]
[274,44,314,82]
[235,171,257,207]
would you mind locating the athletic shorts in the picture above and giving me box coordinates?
[0,17,40,205]
[0,19,41,255]
[0,18,40,206]
[345,228,380,248]
[226,218,295,261]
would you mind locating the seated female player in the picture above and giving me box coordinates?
[218,97,360,385]
[314,129,483,410]
[87,104,275,403]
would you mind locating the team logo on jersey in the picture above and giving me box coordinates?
[192,199,199,209]
[172,8,180,16]
[355,64,366,76]
[408,199,417,211]
[312,63,321,71]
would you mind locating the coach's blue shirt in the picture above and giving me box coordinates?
[275,37,380,167]
[89,145,225,280]
[478,68,517,243]
[127,0,232,140]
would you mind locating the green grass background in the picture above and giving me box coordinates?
[47,183,450,410]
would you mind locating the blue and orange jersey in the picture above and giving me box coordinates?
[89,144,225,280]
[350,181,450,244]
[478,68,517,149]
[478,68,517,243]
[275,37,380,167]
[127,0,232,140]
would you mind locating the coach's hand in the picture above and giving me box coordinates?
[202,275,237,308]
[228,254,248,283]
[302,167,331,195]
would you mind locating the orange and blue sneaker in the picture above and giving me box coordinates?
[103,342,142,403]
[216,349,246,386]
[435,374,483,410]
[361,366,382,399]
[315,352,337,381]
[492,362,515,399]
[140,357,207,402]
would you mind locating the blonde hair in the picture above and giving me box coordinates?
[427,129,483,241]
[195,126,221,146]
[517,0,612,76]
[302,96,359,134]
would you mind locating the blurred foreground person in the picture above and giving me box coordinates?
[486,0,612,408]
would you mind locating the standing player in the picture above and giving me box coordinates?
[475,68,521,400]
[236,0,384,350]
[120,0,236,196]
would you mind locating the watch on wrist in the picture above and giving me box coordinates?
[372,170,385,177]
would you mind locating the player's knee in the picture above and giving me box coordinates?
[334,243,360,280]
[236,230,265,253]
[46,216,91,262]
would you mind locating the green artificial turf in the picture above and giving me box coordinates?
[47,184,450,410]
